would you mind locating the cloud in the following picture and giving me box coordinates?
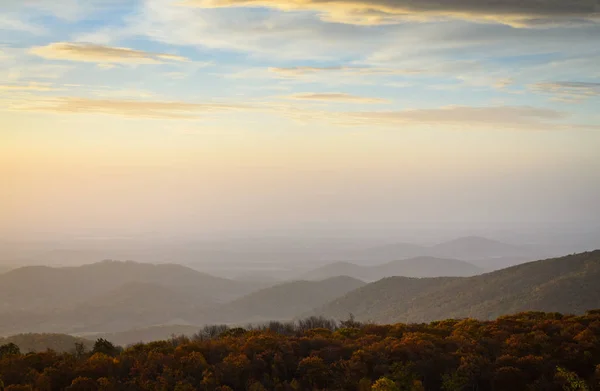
[269,66,422,78]
[29,42,190,65]
[305,105,585,130]
[0,14,47,34]
[185,0,600,27]
[10,97,254,119]
[0,82,58,92]
[530,81,600,102]
[286,92,389,103]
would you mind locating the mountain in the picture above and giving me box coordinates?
[352,242,426,262]
[0,333,94,353]
[0,261,270,335]
[428,236,540,261]
[46,282,213,333]
[200,276,366,324]
[0,260,263,314]
[312,250,600,324]
[301,257,482,281]
[357,236,545,269]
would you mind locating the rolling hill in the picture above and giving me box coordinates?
[301,257,482,281]
[312,250,600,323]
[0,261,270,335]
[44,282,213,333]
[200,276,366,324]
[357,236,544,268]
[0,260,264,313]
[0,333,94,353]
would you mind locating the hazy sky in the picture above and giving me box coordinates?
[2,0,600,239]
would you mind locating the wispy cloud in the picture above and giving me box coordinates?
[0,82,59,92]
[30,42,190,65]
[10,97,254,120]
[530,81,600,102]
[269,66,422,78]
[186,0,600,26]
[286,92,389,103]
[279,105,588,131]
[0,14,47,34]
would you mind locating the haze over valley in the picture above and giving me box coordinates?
[1,0,600,389]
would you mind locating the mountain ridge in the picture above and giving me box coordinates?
[311,250,600,323]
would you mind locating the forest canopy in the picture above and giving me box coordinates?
[1,311,599,390]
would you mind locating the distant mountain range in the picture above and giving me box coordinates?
[311,250,600,323]
[354,236,542,267]
[0,261,269,335]
[2,250,599,339]
[300,257,482,281]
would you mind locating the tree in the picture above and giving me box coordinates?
[372,377,400,391]
[555,367,589,391]
[92,339,119,357]
[66,377,98,391]
[296,356,330,389]
[0,343,20,358]
[248,382,267,391]
[74,342,87,359]
[340,313,363,329]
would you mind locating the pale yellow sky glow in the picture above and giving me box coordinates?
[1,0,599,238]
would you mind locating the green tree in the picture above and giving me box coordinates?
[372,377,400,391]
[555,367,589,391]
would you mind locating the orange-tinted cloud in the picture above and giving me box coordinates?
[11,97,253,119]
[286,92,389,103]
[185,0,599,26]
[30,42,189,64]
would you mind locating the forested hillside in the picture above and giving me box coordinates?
[314,250,600,323]
[199,276,366,324]
[1,311,599,390]
[0,261,270,335]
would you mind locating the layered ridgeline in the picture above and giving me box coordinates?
[0,261,362,336]
[0,261,270,335]
[312,250,600,323]
[2,251,599,338]
[300,257,482,281]
[353,236,542,268]
[198,276,366,324]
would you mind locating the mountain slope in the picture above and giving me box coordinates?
[0,261,270,335]
[201,276,366,324]
[0,260,263,314]
[313,250,600,323]
[301,257,482,281]
[49,282,213,333]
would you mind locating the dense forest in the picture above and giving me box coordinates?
[1,311,599,390]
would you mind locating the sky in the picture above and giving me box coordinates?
[1,0,600,240]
